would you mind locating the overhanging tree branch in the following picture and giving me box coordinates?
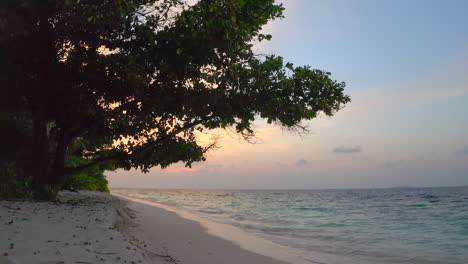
[64,115,215,176]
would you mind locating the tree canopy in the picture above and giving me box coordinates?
[0,0,350,198]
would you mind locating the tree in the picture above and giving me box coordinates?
[0,0,350,199]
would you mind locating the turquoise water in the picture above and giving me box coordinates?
[113,187,468,264]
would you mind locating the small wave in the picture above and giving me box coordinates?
[197,209,226,215]
[236,224,311,236]
[307,207,332,212]
[420,194,439,199]
[233,215,245,221]
[403,204,426,207]
[318,222,346,228]
[293,207,312,210]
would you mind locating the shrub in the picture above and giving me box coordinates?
[0,164,34,200]
[63,167,109,193]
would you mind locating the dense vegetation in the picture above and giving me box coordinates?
[0,0,350,199]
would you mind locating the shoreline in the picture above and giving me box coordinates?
[116,194,316,264]
[0,191,316,264]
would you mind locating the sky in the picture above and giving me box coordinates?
[107,0,468,189]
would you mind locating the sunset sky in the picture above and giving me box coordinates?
[108,0,468,189]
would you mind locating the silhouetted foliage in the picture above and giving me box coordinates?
[0,0,350,199]
[62,140,110,193]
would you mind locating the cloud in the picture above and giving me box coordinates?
[455,146,468,155]
[295,159,308,167]
[383,160,411,168]
[333,146,362,154]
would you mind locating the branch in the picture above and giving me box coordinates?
[64,116,215,176]
[63,153,125,176]
[202,134,221,153]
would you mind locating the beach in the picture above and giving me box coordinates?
[0,191,313,264]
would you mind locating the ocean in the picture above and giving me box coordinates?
[112,187,468,264]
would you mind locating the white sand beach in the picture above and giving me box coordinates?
[0,191,315,264]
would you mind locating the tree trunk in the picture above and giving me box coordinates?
[32,117,51,200]
[50,132,70,192]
